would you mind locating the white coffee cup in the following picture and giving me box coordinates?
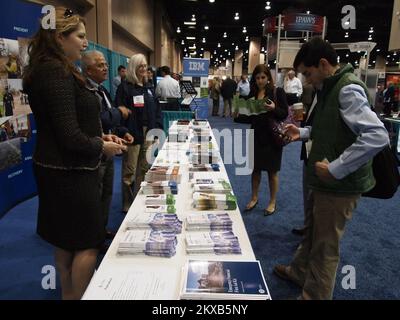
[293,103,304,121]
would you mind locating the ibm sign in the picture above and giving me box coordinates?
[183,58,210,77]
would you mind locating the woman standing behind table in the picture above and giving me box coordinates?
[234,64,288,216]
[115,54,163,212]
[23,8,125,300]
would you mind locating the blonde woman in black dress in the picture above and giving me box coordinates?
[234,64,288,215]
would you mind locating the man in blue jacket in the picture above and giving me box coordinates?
[82,51,133,239]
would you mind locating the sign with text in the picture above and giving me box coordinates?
[283,13,324,33]
[183,58,210,77]
[183,58,210,119]
[0,0,42,39]
[348,42,376,53]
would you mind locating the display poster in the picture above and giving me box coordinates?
[0,0,42,217]
[283,14,324,33]
[183,58,210,119]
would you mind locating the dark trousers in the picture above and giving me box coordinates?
[99,157,114,228]
[212,99,219,116]
[286,93,299,106]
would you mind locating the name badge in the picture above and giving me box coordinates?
[133,95,145,108]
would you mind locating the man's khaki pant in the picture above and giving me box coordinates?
[223,98,232,117]
[121,141,152,212]
[288,190,361,300]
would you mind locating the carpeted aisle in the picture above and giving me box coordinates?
[0,110,399,300]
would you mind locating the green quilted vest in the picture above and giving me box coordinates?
[307,64,375,194]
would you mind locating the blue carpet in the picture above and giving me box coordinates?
[0,107,399,300]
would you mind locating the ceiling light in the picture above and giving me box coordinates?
[186,36,196,40]
[234,13,239,20]
[191,14,196,22]
[306,10,311,14]
[242,27,247,33]
[184,21,196,25]
[235,45,239,50]
[369,27,374,34]
[202,38,206,43]
[265,1,271,10]
[204,25,209,30]
[223,32,227,38]
[181,40,185,45]
[217,43,221,48]
[177,27,181,33]
[209,0,215,3]
[376,49,380,52]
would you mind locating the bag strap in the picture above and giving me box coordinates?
[273,87,278,109]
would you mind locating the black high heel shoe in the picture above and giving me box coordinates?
[244,200,258,212]
[264,204,277,216]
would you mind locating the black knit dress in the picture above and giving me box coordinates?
[25,61,105,251]
[234,87,289,172]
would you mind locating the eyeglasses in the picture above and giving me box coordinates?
[64,9,74,18]
[95,63,109,69]
[137,64,148,69]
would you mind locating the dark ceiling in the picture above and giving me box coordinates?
[164,0,396,70]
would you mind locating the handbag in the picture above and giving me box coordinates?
[266,118,292,147]
[266,88,291,147]
[362,145,400,199]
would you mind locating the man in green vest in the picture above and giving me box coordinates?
[274,37,389,300]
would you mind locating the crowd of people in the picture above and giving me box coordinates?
[21,7,393,301]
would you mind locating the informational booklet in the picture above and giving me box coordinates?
[145,166,181,183]
[193,192,237,211]
[188,164,220,172]
[180,260,271,300]
[193,181,232,194]
[189,151,220,165]
[126,213,182,234]
[145,205,176,214]
[118,230,177,257]
[141,181,178,195]
[232,96,269,116]
[186,212,233,231]
[185,231,241,255]
[190,178,229,186]
[145,194,176,206]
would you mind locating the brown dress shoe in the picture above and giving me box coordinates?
[273,265,303,288]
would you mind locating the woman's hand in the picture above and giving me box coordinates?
[103,141,127,157]
[265,100,276,112]
[103,134,124,145]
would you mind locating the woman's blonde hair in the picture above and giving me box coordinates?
[23,7,86,88]
[126,53,148,85]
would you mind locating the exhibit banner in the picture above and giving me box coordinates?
[0,0,42,217]
[283,13,324,33]
[263,17,277,35]
[183,58,210,119]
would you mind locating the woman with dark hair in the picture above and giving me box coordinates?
[23,7,125,299]
[234,64,288,215]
